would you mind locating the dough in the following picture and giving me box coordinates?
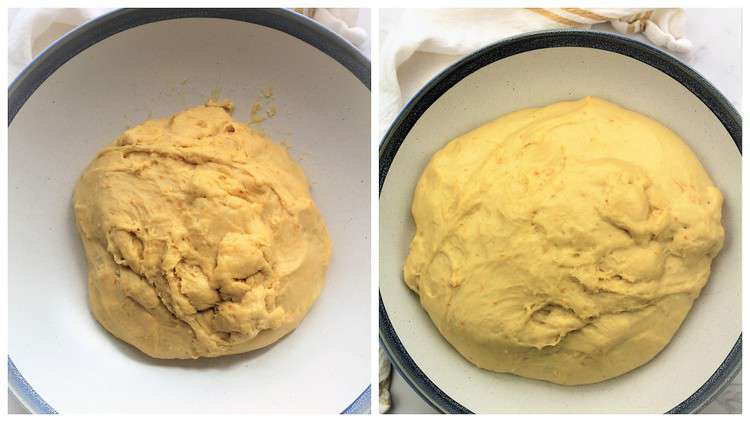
[74,101,331,359]
[404,97,724,385]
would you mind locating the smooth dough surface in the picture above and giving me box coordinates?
[74,102,331,359]
[404,97,724,385]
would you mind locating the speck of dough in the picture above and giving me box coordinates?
[74,101,331,359]
[250,102,266,124]
[404,97,724,384]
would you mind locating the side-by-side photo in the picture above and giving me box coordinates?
[379,8,741,414]
[9,8,371,414]
[5,4,744,418]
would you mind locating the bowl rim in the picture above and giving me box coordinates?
[7,7,371,414]
[378,29,741,414]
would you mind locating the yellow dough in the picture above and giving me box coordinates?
[404,97,724,385]
[74,102,331,359]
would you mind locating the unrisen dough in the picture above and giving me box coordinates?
[74,102,330,359]
[404,97,724,385]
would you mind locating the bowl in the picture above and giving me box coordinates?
[9,8,370,413]
[379,30,740,413]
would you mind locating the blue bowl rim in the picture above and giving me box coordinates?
[8,7,371,414]
[378,29,741,414]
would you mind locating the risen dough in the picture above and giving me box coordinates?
[404,97,724,385]
[74,102,330,359]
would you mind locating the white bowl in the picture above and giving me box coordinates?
[9,9,370,414]
[379,31,740,414]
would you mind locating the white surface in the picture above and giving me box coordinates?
[384,8,741,414]
[9,17,370,413]
[380,37,740,417]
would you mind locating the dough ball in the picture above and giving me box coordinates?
[74,102,331,359]
[404,97,724,384]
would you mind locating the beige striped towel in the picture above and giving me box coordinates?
[527,8,691,51]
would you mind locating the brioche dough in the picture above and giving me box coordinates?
[74,102,330,359]
[404,97,724,384]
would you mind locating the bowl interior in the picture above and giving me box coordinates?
[9,16,370,413]
[380,46,740,413]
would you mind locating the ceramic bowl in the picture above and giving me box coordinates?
[379,30,740,414]
[9,8,370,414]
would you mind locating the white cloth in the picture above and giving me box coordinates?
[8,8,112,83]
[379,8,692,137]
[379,348,393,413]
[8,8,369,85]
[300,8,368,49]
